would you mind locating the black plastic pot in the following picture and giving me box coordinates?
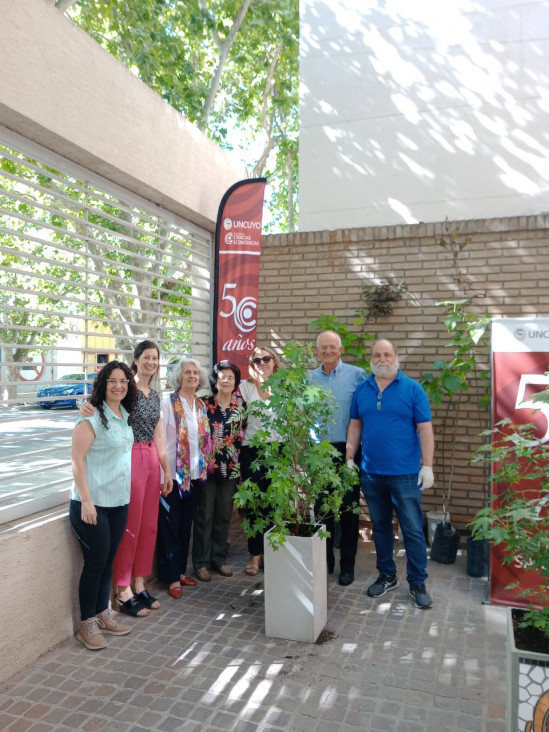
[466,536,489,577]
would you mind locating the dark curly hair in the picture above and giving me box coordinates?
[90,360,137,429]
[209,360,241,395]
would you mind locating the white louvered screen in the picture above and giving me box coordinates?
[0,128,212,523]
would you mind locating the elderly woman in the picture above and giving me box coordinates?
[157,358,212,598]
[193,361,247,581]
[70,360,137,650]
[239,346,283,575]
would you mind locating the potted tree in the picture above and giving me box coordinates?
[234,341,358,643]
[420,298,490,566]
[470,420,549,732]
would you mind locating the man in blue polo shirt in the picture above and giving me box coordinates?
[310,330,367,586]
[346,338,435,609]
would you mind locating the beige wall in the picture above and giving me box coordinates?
[0,509,82,686]
[257,214,549,526]
[0,0,247,231]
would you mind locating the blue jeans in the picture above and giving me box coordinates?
[361,473,427,585]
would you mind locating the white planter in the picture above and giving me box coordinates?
[263,526,327,643]
[506,607,549,732]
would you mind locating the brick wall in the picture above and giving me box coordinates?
[257,215,549,530]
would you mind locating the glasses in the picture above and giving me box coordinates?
[377,394,382,411]
[107,379,130,385]
[318,345,340,352]
[252,356,273,365]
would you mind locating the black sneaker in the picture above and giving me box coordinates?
[409,584,433,609]
[367,574,398,597]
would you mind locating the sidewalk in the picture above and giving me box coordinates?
[0,521,507,731]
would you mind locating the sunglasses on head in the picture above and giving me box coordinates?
[252,355,273,365]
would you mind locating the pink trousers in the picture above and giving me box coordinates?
[113,441,160,586]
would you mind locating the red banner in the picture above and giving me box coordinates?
[212,178,266,379]
[490,318,549,606]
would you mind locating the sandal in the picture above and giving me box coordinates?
[135,589,160,610]
[114,594,149,617]
[245,559,260,576]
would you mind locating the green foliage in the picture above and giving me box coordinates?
[420,299,490,409]
[65,0,299,232]
[362,280,407,320]
[470,420,549,638]
[234,341,359,548]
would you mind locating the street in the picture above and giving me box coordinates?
[0,405,77,510]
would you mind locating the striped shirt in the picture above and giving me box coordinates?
[70,404,134,507]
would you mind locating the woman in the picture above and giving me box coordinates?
[239,346,283,575]
[81,340,172,618]
[193,361,247,581]
[157,358,212,598]
[70,360,137,650]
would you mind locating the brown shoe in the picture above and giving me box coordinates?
[216,565,233,577]
[196,567,211,582]
[97,607,131,636]
[77,617,107,650]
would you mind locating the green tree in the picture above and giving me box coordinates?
[57,0,299,232]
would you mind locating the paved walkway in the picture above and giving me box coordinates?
[0,521,507,732]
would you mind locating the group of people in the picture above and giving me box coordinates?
[69,330,435,651]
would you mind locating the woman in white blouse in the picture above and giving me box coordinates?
[157,358,212,598]
[239,346,283,575]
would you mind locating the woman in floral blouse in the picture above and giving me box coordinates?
[157,358,212,599]
[193,361,247,581]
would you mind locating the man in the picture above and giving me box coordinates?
[346,338,435,609]
[310,330,367,586]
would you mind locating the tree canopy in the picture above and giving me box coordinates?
[60,0,299,232]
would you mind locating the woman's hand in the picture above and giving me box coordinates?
[81,499,97,525]
[161,475,173,496]
[79,401,95,418]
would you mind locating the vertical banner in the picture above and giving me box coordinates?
[212,178,266,379]
[490,317,549,606]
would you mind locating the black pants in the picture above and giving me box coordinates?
[239,445,272,557]
[315,442,360,574]
[157,479,203,583]
[69,500,129,621]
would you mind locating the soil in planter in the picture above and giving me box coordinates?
[513,610,549,655]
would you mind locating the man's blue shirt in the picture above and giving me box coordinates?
[309,359,367,443]
[350,370,431,474]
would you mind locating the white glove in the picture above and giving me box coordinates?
[417,466,434,491]
[346,458,358,471]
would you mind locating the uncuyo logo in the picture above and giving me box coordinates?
[514,328,527,341]
[223,217,232,231]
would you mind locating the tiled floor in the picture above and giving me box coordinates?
[0,521,507,731]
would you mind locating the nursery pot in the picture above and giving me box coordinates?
[466,536,489,578]
[426,510,450,546]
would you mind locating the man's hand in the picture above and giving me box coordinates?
[346,458,358,471]
[417,466,434,491]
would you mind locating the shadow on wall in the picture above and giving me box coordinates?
[299,0,549,227]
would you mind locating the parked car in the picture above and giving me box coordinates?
[37,373,97,409]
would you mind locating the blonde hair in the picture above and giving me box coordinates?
[247,346,283,384]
